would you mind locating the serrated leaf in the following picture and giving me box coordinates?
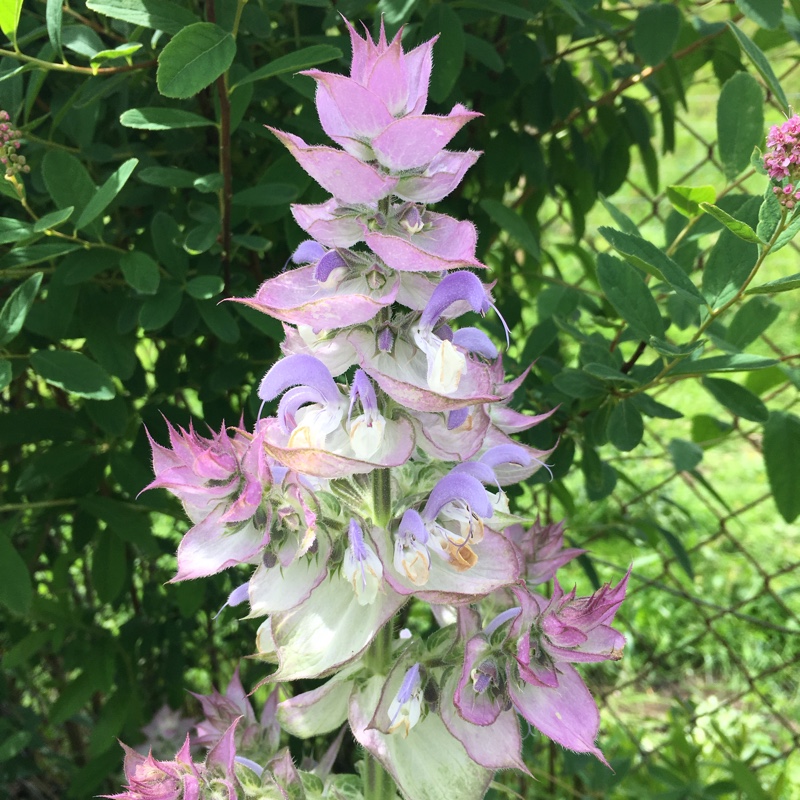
[157,23,236,99]
[480,199,540,260]
[727,23,790,114]
[86,0,199,35]
[0,272,43,346]
[633,4,681,66]
[120,251,160,295]
[763,412,800,522]
[76,158,138,229]
[717,72,764,181]
[596,253,665,340]
[232,44,343,89]
[607,399,644,451]
[0,537,32,615]
[30,350,116,400]
[33,207,74,233]
[699,202,761,243]
[599,227,706,304]
[746,272,800,295]
[668,438,703,472]
[702,377,768,422]
[120,107,213,130]
[666,184,716,218]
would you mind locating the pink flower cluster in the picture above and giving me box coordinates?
[0,110,28,178]
[765,114,800,209]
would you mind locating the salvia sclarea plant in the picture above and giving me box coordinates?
[112,20,631,800]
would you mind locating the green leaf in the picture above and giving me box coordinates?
[46,0,64,58]
[666,184,716,218]
[716,72,764,181]
[596,253,665,340]
[157,23,236,99]
[599,227,706,305]
[582,446,617,501]
[76,158,138,229]
[2,630,51,670]
[42,151,98,228]
[464,34,504,73]
[607,400,644,451]
[196,300,239,344]
[232,183,300,207]
[120,251,160,295]
[735,0,783,29]
[79,496,155,551]
[85,0,200,35]
[51,670,98,726]
[120,107,213,130]
[632,393,683,419]
[0,537,32,616]
[726,296,781,348]
[33,206,74,233]
[30,350,116,400]
[92,532,127,604]
[648,337,704,358]
[727,23,790,115]
[633,4,681,66]
[0,360,10,391]
[0,218,33,245]
[771,211,800,252]
[0,243,81,270]
[702,377,768,422]
[139,282,183,330]
[480,199,540,260]
[90,43,143,68]
[702,199,760,308]
[232,44,343,89]
[0,272,43,346]
[598,194,639,235]
[700,202,762,244]
[0,730,31,763]
[421,5,465,103]
[746,272,800,295]
[657,524,694,580]
[728,760,771,800]
[756,189,781,243]
[669,354,777,375]
[668,438,703,472]
[582,363,638,384]
[138,166,200,188]
[552,369,606,399]
[0,0,23,39]
[763,412,800,523]
[186,275,224,299]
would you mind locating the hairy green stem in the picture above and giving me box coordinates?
[372,468,392,529]
[363,622,396,800]
[364,756,395,800]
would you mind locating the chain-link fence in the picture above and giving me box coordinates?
[520,50,800,799]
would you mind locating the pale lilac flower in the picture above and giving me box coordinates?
[342,518,384,605]
[387,663,424,736]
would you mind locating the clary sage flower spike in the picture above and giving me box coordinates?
[137,18,628,800]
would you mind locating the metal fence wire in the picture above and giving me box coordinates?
[515,50,800,799]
